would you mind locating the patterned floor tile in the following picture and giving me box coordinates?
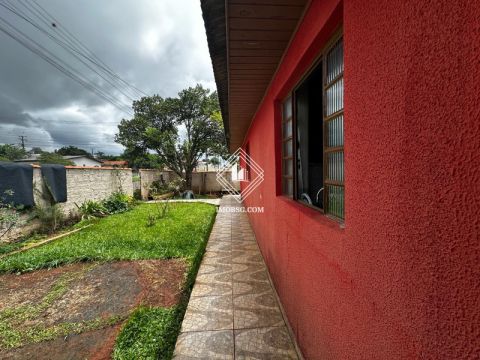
[234,327,298,360]
[233,292,284,329]
[191,278,232,297]
[232,241,258,252]
[198,262,232,276]
[232,263,269,283]
[181,295,233,331]
[195,271,232,285]
[233,270,270,285]
[231,250,264,264]
[174,330,234,359]
[233,280,272,296]
[202,252,232,266]
[174,196,299,359]
[207,241,232,252]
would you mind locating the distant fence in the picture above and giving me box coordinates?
[138,169,239,200]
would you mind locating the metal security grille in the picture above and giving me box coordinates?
[323,37,344,219]
[282,96,294,197]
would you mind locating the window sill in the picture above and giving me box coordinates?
[277,195,345,231]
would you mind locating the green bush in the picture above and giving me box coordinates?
[75,200,108,220]
[102,192,135,215]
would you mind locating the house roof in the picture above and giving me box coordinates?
[63,155,96,160]
[201,0,308,151]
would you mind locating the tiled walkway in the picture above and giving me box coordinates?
[173,196,299,359]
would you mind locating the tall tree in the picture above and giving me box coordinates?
[116,84,227,188]
[56,146,90,156]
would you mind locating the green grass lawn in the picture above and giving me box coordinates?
[0,202,217,359]
[0,202,216,273]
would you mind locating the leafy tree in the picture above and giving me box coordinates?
[0,144,27,161]
[116,84,227,188]
[56,145,90,156]
[121,148,161,169]
[38,152,74,165]
[208,156,221,169]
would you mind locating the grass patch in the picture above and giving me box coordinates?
[112,202,212,359]
[113,307,178,360]
[0,203,216,273]
[0,218,95,257]
[0,202,217,359]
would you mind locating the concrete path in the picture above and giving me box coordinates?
[173,196,300,359]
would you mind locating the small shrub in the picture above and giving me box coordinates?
[146,213,156,227]
[155,200,170,219]
[75,200,108,220]
[34,204,65,233]
[102,192,134,215]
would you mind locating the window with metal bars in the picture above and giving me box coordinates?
[324,37,344,219]
[281,96,294,197]
[281,34,344,220]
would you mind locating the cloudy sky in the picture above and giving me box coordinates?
[0,0,214,154]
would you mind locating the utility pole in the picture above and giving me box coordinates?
[18,135,26,150]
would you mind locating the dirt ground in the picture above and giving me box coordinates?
[0,259,187,360]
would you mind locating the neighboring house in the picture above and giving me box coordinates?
[101,160,128,168]
[202,1,479,359]
[15,154,102,167]
[62,156,102,167]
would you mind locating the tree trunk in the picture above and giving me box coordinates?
[185,171,193,190]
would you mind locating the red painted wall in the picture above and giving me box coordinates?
[241,0,480,358]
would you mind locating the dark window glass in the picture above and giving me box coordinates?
[281,35,344,220]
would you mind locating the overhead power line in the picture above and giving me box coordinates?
[0,15,134,117]
[2,1,138,102]
[26,0,148,98]
[5,0,147,101]
[0,0,148,117]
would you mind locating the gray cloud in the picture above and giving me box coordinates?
[0,0,214,154]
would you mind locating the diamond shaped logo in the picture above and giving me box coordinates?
[216,148,264,203]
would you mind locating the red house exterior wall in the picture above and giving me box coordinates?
[241,0,480,358]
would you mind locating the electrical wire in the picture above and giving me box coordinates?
[0,15,134,117]
[0,0,150,117]
[23,0,147,98]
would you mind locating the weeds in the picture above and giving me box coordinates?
[34,204,65,234]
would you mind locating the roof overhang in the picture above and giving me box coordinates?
[201,0,308,152]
